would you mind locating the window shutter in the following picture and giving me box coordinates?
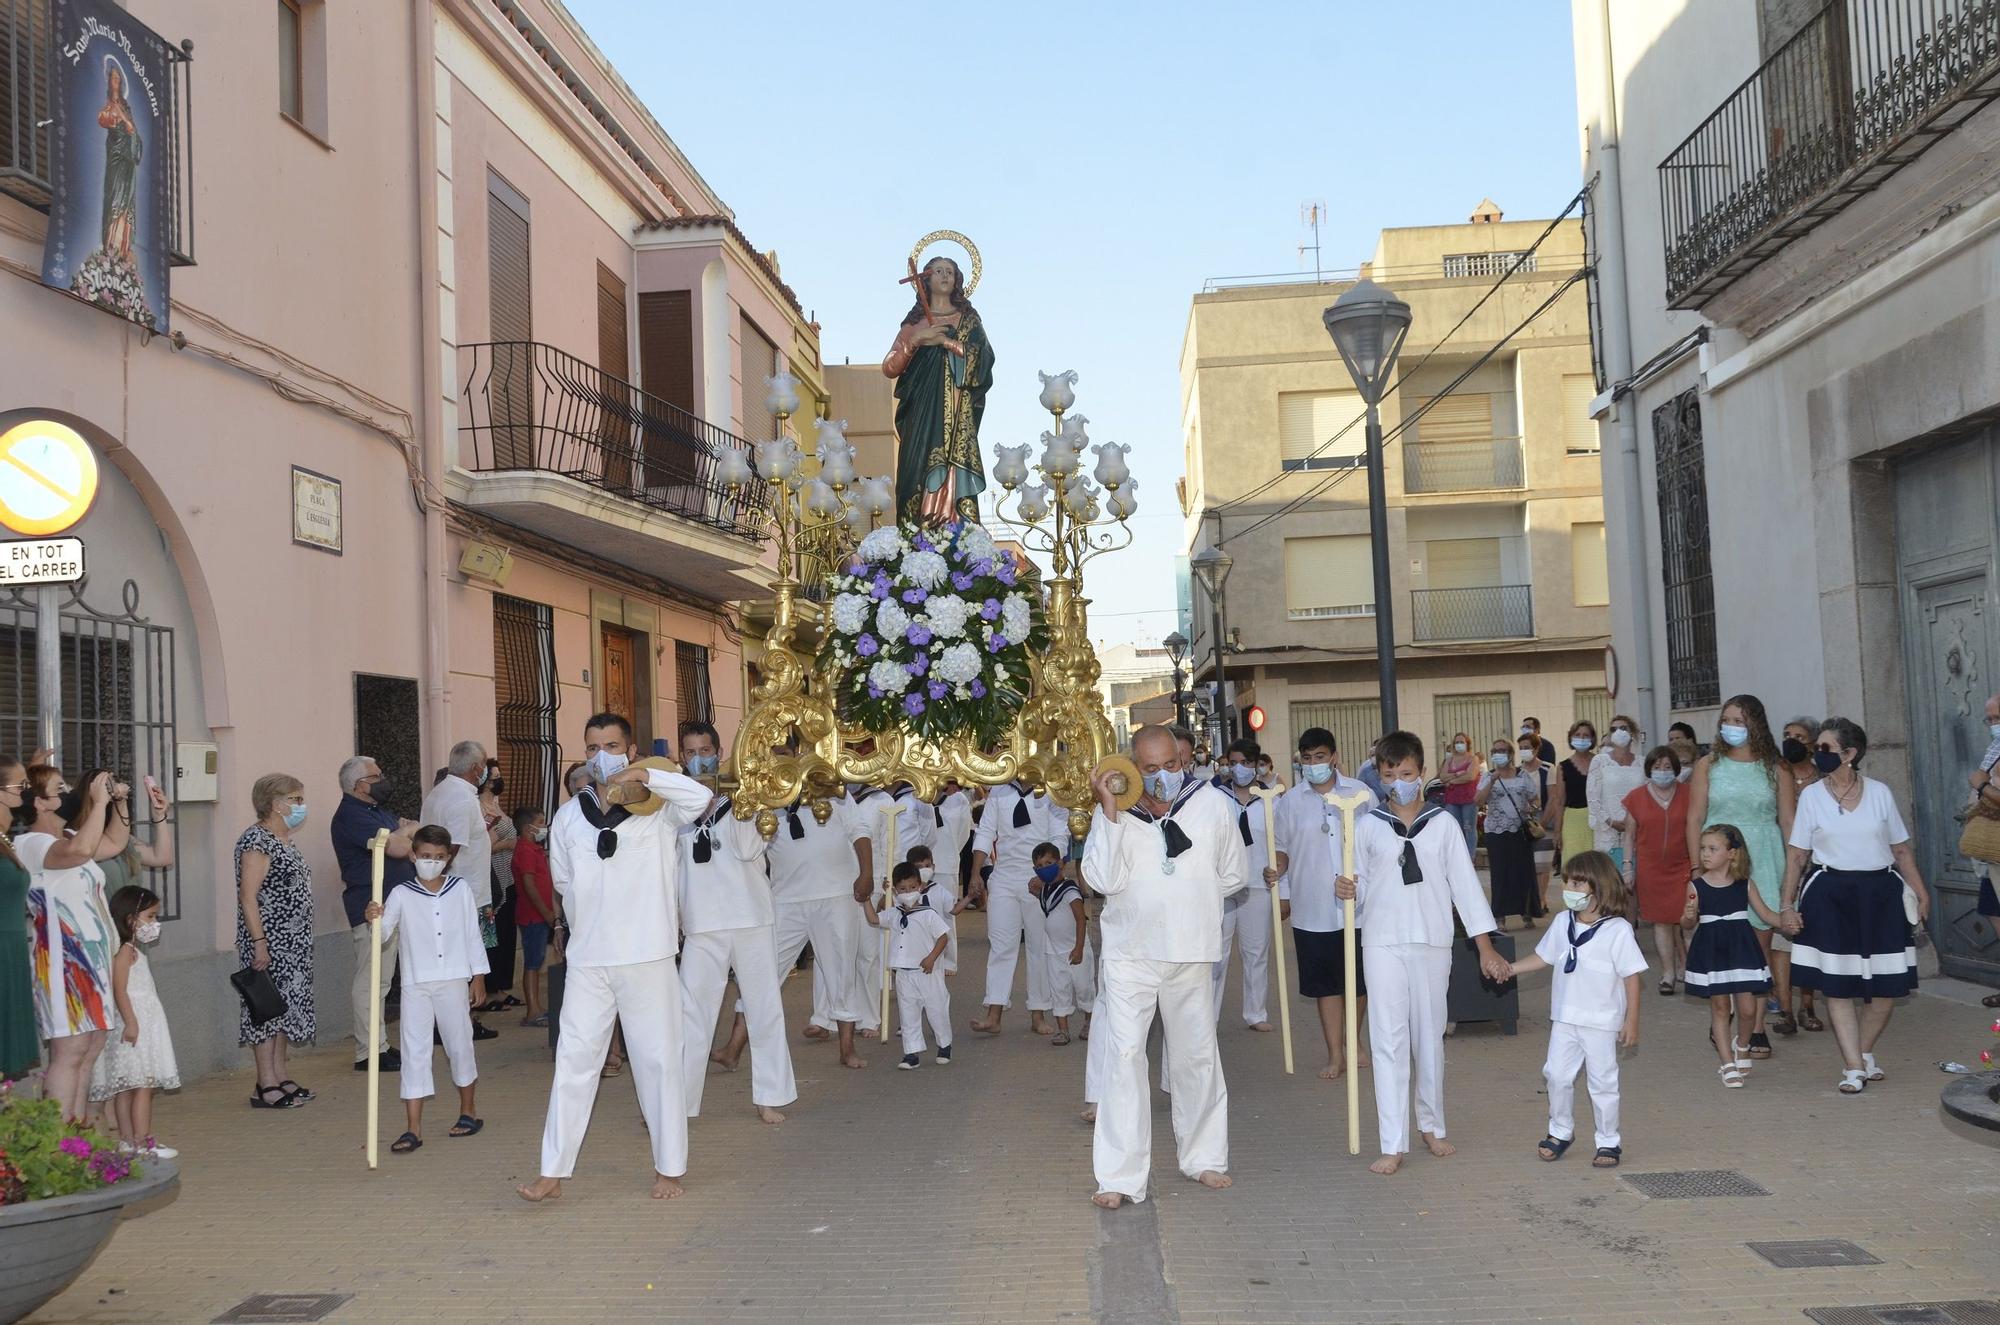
[1424,537,1502,589]
[1562,374,1599,453]
[639,291,695,414]
[741,315,780,442]
[594,263,633,490]
[486,174,533,468]
[1412,393,1492,445]
[596,263,628,380]
[1571,521,1608,606]
[1279,390,1365,468]
[1283,535,1374,617]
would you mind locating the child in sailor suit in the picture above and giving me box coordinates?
[852,784,934,1036]
[909,844,957,976]
[1029,841,1093,1043]
[868,862,952,1067]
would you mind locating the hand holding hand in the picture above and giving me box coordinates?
[1480,951,1514,983]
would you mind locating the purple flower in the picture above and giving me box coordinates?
[979,597,1002,621]
[951,572,975,592]
[905,657,928,676]
[970,679,987,699]
[907,623,934,647]
[903,695,927,716]
[902,587,928,605]
[868,684,883,699]
[988,634,1009,653]
[971,558,994,576]
[995,562,1017,587]
[855,634,880,658]
[869,576,890,600]
[59,1136,91,1159]
[914,534,935,554]
[928,680,948,700]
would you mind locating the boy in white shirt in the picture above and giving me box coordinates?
[1029,841,1093,1045]
[852,783,934,1041]
[908,844,958,975]
[867,862,952,1068]
[1336,730,1513,1175]
[365,825,488,1154]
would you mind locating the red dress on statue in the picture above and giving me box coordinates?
[1622,782,1693,924]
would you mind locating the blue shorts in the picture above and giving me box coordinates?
[519,922,551,972]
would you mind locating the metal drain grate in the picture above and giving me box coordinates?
[1619,1168,1770,1199]
[1805,1304,2000,1325]
[212,1295,352,1324]
[1747,1239,1881,1268]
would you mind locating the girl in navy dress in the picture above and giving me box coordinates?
[1684,825,1782,1088]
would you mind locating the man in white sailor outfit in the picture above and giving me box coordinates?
[851,782,934,1040]
[518,712,714,1203]
[1213,739,1279,1032]
[928,778,975,973]
[1335,730,1513,1175]
[755,788,873,1071]
[675,725,795,1125]
[1083,725,1245,1209]
[969,777,1065,1035]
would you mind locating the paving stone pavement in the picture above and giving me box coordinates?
[28,908,2000,1325]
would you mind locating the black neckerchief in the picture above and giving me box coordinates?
[690,796,733,865]
[1129,781,1205,860]
[578,788,632,860]
[784,799,807,840]
[1233,781,1271,846]
[894,901,922,929]
[1563,910,1605,974]
[1369,804,1445,884]
[1011,787,1033,829]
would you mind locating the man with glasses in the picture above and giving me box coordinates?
[331,756,418,1073]
[519,712,712,1204]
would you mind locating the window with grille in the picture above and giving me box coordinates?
[1283,536,1373,619]
[1434,692,1513,757]
[1442,251,1536,279]
[1278,390,1366,471]
[493,595,560,817]
[1288,698,1381,771]
[1653,388,1719,709]
[675,640,713,726]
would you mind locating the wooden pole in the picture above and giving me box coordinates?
[879,802,899,1034]
[366,826,389,1170]
[1326,787,1374,1156]
[1252,786,1292,1075]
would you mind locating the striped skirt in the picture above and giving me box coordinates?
[1789,866,1917,1002]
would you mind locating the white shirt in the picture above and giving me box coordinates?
[922,881,957,918]
[1788,777,1909,871]
[973,783,1066,890]
[853,786,934,884]
[1351,805,1499,949]
[420,776,491,904]
[932,791,974,881]
[1272,774,1379,932]
[379,874,490,985]
[1083,784,1246,964]
[1586,752,1648,852]
[878,900,949,969]
[1534,912,1647,1031]
[548,769,712,967]
[676,796,774,933]
[1214,782,1275,911]
[766,796,865,904]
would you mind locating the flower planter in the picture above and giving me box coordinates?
[0,1158,178,1325]
[1941,1070,2000,1152]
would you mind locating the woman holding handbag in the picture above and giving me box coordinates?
[1476,737,1543,930]
[1964,692,2000,1008]
[236,773,318,1109]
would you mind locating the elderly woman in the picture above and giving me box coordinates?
[1587,714,1646,872]
[1476,736,1542,929]
[1780,719,1930,1095]
[1439,732,1483,856]
[237,772,318,1109]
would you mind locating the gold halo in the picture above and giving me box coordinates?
[910,230,982,296]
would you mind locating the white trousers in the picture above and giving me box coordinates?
[1213,891,1272,1026]
[539,959,687,1180]
[1545,1021,1622,1149]
[680,927,797,1114]
[773,897,861,1030]
[1092,958,1228,1203]
[350,922,397,1060]
[982,883,1051,1011]
[397,978,476,1101]
[931,875,960,974]
[856,895,889,1032]
[1363,943,1452,1157]
[1036,907,1096,1017]
[894,968,952,1055]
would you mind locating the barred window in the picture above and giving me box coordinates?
[1653,388,1719,709]
[676,641,713,726]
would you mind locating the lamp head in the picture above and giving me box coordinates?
[1322,279,1413,404]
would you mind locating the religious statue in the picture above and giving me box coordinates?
[95,58,142,268]
[883,234,994,525]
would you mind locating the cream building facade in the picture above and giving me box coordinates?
[1179,209,1613,767]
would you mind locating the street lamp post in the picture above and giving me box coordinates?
[1190,546,1234,743]
[1323,279,1413,737]
[1163,629,1190,731]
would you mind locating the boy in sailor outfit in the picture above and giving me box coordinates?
[866,861,953,1067]
[851,781,934,1040]
[1029,840,1094,1045]
[366,824,488,1154]
[968,778,1066,1036]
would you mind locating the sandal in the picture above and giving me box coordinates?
[1658,979,1676,996]
[1537,1134,1572,1161]
[1861,1052,1885,1082]
[1838,1068,1866,1094]
[1982,992,2000,1009]
[391,1131,422,1154]
[1799,1009,1825,1032]
[500,995,524,1009]
[600,1057,624,1079]
[1051,1032,1072,1046]
[250,1084,303,1109]
[1592,1146,1622,1168]
[1772,1012,1798,1036]
[1746,1032,1773,1059]
[448,1115,483,1137]
[1718,1065,1746,1088]
[1731,1040,1755,1070]
[278,1080,315,1102]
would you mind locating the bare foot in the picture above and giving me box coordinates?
[709,1049,741,1072]
[1356,1053,1373,1070]
[516,1176,563,1203]
[756,1106,786,1125]
[1318,1061,1345,1081]
[1247,1021,1274,1033]
[1421,1132,1456,1158]
[857,1027,879,1040]
[1194,1170,1232,1190]
[840,1052,868,1070]
[1031,1016,1055,1037]
[1369,1155,1404,1175]
[650,1174,685,1200]
[1080,1105,1097,1123]
[969,1015,1002,1035]
[802,1025,830,1041]
[1092,1191,1125,1209]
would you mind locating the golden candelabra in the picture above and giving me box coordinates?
[722,370,1136,838]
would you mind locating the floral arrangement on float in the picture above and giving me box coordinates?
[816,519,1048,746]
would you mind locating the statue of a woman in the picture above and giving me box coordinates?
[95,58,142,268]
[883,256,993,525]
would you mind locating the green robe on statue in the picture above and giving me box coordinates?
[889,311,993,524]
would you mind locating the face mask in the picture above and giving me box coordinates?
[1719,723,1749,748]
[918,865,935,883]
[1781,738,1809,764]
[1389,778,1423,806]
[1570,736,1593,752]
[1453,742,1468,753]
[530,828,548,843]
[1677,767,1693,783]
[895,889,922,908]
[1144,768,1186,801]
[414,859,446,880]
[1609,729,1632,748]
[1230,764,1256,786]
[1518,728,1532,739]
[1650,769,1677,787]
[1034,862,1062,884]
[282,803,308,830]
[1562,889,1592,912]
[1490,751,1511,768]
[1988,722,2000,742]
[1302,763,1333,786]
[686,753,718,777]
[476,765,492,789]
[1518,748,1536,763]
[587,750,629,783]
[1811,750,1843,774]
[367,778,395,805]
[135,919,161,944]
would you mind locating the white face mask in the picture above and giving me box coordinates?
[1490,751,1511,768]
[918,866,935,884]
[135,919,161,944]
[1609,728,1633,748]
[414,859,446,881]
[895,889,922,908]
[586,749,629,783]
[1453,742,1468,753]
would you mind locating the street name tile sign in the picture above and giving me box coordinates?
[0,536,85,585]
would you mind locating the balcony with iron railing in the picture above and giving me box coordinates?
[1402,437,1526,494]
[1660,0,2000,308]
[1410,585,1534,642]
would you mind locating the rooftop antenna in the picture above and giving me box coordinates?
[1299,201,1326,283]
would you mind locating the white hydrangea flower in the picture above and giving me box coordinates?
[868,658,912,695]
[858,526,904,563]
[901,549,949,589]
[1001,593,1033,644]
[924,594,970,639]
[953,683,972,700]
[956,523,997,565]
[936,642,984,685]
[875,598,910,640]
[831,592,871,636]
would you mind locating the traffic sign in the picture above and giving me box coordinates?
[1246,705,1267,732]
[0,537,85,585]
[0,420,99,536]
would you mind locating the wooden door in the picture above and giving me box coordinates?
[597,263,633,492]
[638,290,699,488]
[600,624,636,726]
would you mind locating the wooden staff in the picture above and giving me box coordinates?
[1325,786,1375,1155]
[1250,786,1292,1075]
[366,826,389,1170]
[879,800,899,1033]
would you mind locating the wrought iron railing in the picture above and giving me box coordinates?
[1410,585,1534,643]
[1660,0,2000,307]
[1403,437,1525,493]
[458,341,766,541]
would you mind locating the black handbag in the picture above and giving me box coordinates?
[230,965,288,1025]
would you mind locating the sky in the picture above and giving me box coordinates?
[566,0,1585,651]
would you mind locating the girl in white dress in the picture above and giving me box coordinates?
[90,885,181,1157]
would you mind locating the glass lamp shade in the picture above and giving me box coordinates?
[1191,545,1234,598]
[804,478,843,516]
[1092,442,1131,490]
[818,446,856,488]
[1108,480,1138,521]
[992,443,1031,489]
[858,475,896,515]
[1164,629,1189,664]
[716,445,754,488]
[1321,279,1412,404]
[764,371,802,418]
[1058,412,1090,444]
[1018,484,1052,522]
[1037,369,1078,414]
[845,503,871,536]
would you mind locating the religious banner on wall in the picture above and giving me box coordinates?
[38,0,174,333]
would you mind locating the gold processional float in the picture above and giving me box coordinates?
[712,231,1138,838]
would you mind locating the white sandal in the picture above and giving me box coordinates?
[1838,1068,1866,1094]
[1861,1052,1885,1082]
[1719,1065,1746,1088]
[1731,1039,1755,1071]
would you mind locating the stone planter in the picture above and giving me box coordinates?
[1940,1070,2000,1152]
[0,1158,179,1325]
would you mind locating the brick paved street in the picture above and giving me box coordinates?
[29,909,2000,1325]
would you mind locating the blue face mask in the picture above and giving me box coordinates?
[1719,723,1749,748]
[1144,767,1186,801]
[282,803,308,830]
[1650,769,1677,787]
[1987,722,2000,741]
[1570,736,1594,752]
[1034,862,1062,884]
[1230,764,1257,786]
[1302,763,1333,786]
[1389,778,1423,805]
[685,753,718,777]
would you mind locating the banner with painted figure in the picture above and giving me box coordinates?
[39,0,173,333]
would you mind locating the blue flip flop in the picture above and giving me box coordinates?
[449,1115,483,1137]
